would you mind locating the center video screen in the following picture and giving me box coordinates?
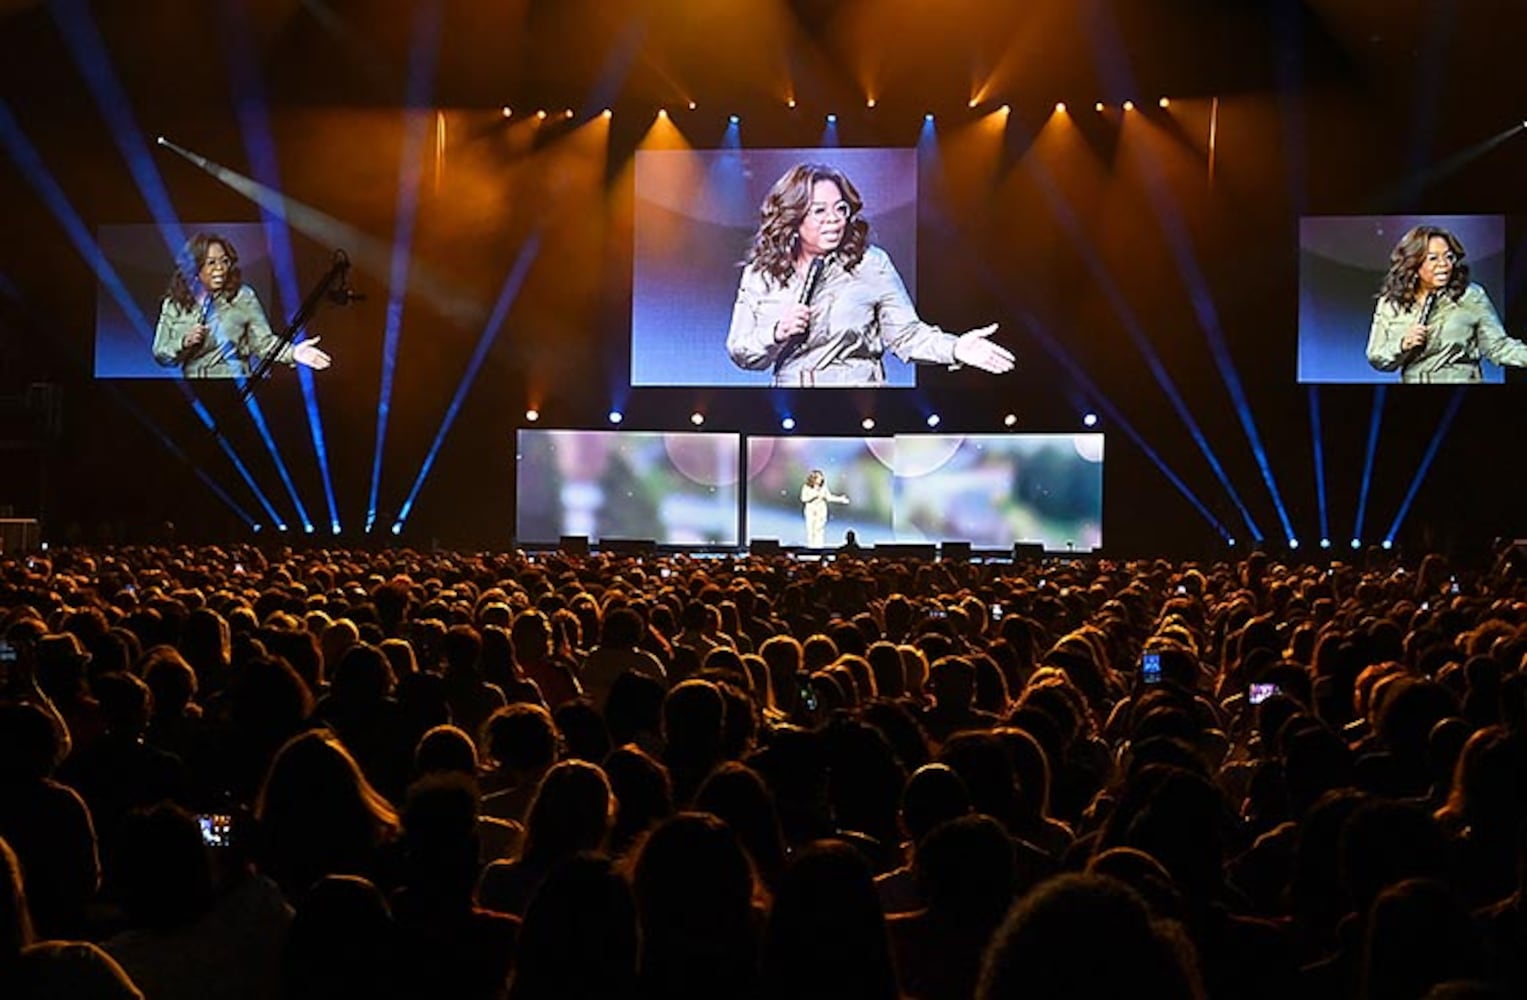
[746,434,1105,550]
[632,147,925,388]
[1297,214,1526,384]
[515,429,741,546]
[95,222,283,380]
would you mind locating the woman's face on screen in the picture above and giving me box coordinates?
[1418,236,1456,292]
[796,179,850,259]
[200,242,232,293]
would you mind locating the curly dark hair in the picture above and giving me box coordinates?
[164,232,243,313]
[1378,225,1469,310]
[744,163,869,287]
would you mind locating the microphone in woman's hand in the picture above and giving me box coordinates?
[1420,291,1438,326]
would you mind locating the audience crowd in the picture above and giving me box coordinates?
[2,541,1527,998]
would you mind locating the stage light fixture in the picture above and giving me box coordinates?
[967,98,978,108]
[609,410,624,425]
[277,523,289,533]
[866,98,876,109]
[155,135,166,145]
[1054,102,1066,113]
[536,110,547,120]
[1381,539,1393,550]
[1082,412,1099,427]
[1159,97,1170,108]
[602,109,612,119]
[926,414,941,428]
[687,101,697,110]
[729,114,739,124]
[925,113,934,122]
[1320,538,1331,550]
[1000,104,1010,115]
[525,408,540,422]
[657,108,668,119]
[391,523,403,536]
[1095,102,1104,112]
[501,107,512,118]
[1288,537,1299,549]
[861,417,876,431]
[826,113,837,123]
[1004,413,1018,427]
[563,109,574,118]
[1227,537,1237,547]
[781,417,796,431]
[690,412,705,426]
[788,98,797,109]
[1122,100,1135,111]
[1350,538,1362,550]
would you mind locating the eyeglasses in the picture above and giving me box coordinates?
[203,257,231,271]
[1423,251,1458,266]
[807,200,852,222]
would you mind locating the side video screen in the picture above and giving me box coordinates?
[1297,214,1523,384]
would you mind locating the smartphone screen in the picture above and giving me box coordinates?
[1248,682,1280,705]
[798,678,818,713]
[198,814,233,848]
[1141,650,1162,685]
[990,603,1003,620]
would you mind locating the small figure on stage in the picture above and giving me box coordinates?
[153,232,331,379]
[801,469,849,548]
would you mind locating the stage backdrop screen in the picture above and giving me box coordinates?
[1298,214,1511,384]
[746,433,1104,550]
[95,223,278,379]
[516,430,741,546]
[632,147,919,388]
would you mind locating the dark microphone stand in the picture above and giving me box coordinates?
[240,250,355,402]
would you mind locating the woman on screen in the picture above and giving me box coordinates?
[801,470,848,548]
[152,232,331,379]
[725,163,1014,388]
[1365,225,1527,383]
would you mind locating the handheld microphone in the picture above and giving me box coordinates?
[1419,291,1438,326]
[327,250,365,304]
[799,254,826,306]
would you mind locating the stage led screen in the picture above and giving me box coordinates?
[95,223,281,380]
[745,436,898,547]
[890,434,1104,550]
[1298,214,1515,384]
[745,434,1104,550]
[516,430,741,546]
[632,147,922,388]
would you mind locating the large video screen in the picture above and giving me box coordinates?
[1297,214,1522,384]
[632,147,923,388]
[95,223,281,380]
[746,434,1104,550]
[515,430,741,546]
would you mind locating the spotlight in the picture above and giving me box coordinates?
[1082,412,1099,427]
[563,109,574,118]
[609,410,624,425]
[602,108,612,119]
[729,114,739,124]
[1000,104,1010,114]
[687,100,697,110]
[968,98,978,108]
[924,113,934,122]
[1003,413,1018,427]
[536,110,547,120]
[926,413,941,428]
[391,523,403,536]
[1381,539,1393,550]
[1288,537,1299,550]
[690,412,705,426]
[826,113,837,123]
[1054,102,1066,113]
[1350,538,1361,550]
[1159,97,1170,108]
[657,108,668,119]
[1122,100,1135,111]
[1095,101,1104,112]
[781,417,796,431]
[277,523,289,533]
[861,417,876,431]
[525,408,540,422]
[866,98,876,109]
[1320,538,1331,550]
[1227,537,1237,548]
[501,107,512,118]
[788,98,797,109]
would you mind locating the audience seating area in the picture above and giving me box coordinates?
[2,543,1526,999]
